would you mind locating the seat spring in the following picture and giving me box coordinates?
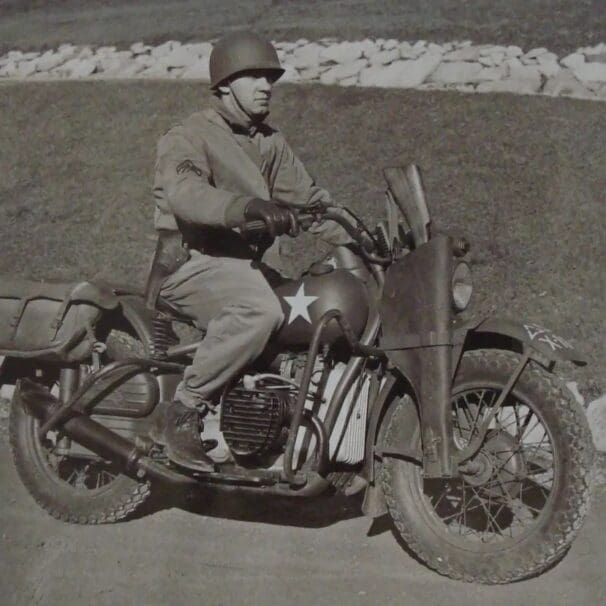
[151,314,178,360]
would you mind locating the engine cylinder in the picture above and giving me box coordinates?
[220,387,291,457]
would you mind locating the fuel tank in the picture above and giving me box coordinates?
[274,267,369,347]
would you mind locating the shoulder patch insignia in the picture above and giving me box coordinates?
[176,159,203,177]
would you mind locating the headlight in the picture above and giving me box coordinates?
[452,261,473,311]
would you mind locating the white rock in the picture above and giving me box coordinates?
[109,62,144,78]
[298,65,322,81]
[413,40,426,50]
[572,62,606,83]
[131,42,152,55]
[398,41,418,59]
[339,75,358,87]
[278,63,299,83]
[586,394,606,451]
[96,45,117,56]
[139,63,170,78]
[34,50,67,72]
[578,42,606,55]
[359,54,441,88]
[476,78,541,95]
[185,42,213,58]
[13,60,37,78]
[289,43,323,69]
[0,60,16,76]
[273,41,297,52]
[74,47,94,60]
[443,46,481,62]
[320,42,363,64]
[353,38,376,58]
[479,45,506,56]
[320,59,367,84]
[58,43,76,54]
[180,60,211,81]
[96,54,129,74]
[427,42,445,55]
[157,46,199,68]
[430,61,482,84]
[505,45,523,58]
[151,40,179,58]
[7,50,24,60]
[509,64,542,85]
[382,38,399,50]
[54,57,96,78]
[561,52,585,69]
[536,56,561,78]
[543,68,592,97]
[525,47,548,60]
[134,54,156,68]
[474,65,507,81]
[369,48,400,66]
[537,52,558,64]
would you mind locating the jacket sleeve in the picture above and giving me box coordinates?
[155,127,251,228]
[269,132,352,246]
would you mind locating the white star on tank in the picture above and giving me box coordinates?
[283,284,319,324]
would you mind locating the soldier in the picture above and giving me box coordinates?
[151,31,350,471]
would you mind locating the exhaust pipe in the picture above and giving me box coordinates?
[16,378,192,485]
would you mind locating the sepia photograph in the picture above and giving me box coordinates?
[0,1,604,604]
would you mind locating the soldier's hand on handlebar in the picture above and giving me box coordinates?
[244,199,298,238]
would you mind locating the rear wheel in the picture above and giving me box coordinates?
[380,349,594,583]
[9,325,152,524]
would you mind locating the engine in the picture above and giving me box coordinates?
[219,381,293,457]
[218,353,370,467]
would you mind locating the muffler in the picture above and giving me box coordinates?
[16,378,192,485]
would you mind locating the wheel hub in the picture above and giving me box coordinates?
[460,431,526,497]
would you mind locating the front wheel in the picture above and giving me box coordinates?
[380,349,595,583]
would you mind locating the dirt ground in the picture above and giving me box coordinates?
[0,0,604,55]
[0,423,605,606]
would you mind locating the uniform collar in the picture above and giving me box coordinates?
[210,96,264,137]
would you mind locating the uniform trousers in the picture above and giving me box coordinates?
[160,249,284,407]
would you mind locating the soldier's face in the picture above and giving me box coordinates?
[228,70,277,119]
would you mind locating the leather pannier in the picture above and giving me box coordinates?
[0,277,119,362]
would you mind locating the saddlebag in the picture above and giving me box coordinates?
[0,277,119,362]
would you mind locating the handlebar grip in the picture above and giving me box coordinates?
[240,219,268,233]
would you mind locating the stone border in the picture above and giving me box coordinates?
[1,38,605,100]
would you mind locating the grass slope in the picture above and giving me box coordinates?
[0,0,604,55]
[0,80,604,393]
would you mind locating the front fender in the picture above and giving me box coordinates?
[456,317,586,366]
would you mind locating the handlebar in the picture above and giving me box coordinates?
[240,206,392,264]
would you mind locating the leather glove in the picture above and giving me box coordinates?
[244,198,297,239]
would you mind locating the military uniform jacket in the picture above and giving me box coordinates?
[153,98,350,272]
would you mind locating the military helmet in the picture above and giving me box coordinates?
[209,31,284,89]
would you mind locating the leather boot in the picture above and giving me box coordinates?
[164,401,214,472]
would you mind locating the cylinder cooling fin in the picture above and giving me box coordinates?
[220,386,291,457]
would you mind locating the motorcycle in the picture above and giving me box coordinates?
[1,164,594,584]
